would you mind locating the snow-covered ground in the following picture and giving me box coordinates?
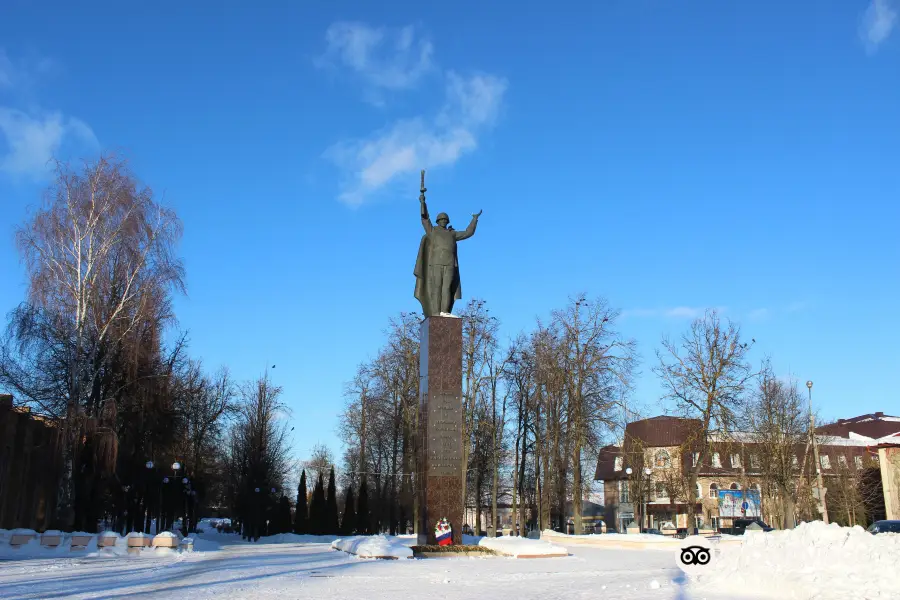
[0,532,746,600]
[462,534,568,556]
[0,523,895,599]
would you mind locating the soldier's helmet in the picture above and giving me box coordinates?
[436,212,449,224]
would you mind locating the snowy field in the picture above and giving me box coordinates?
[0,523,896,600]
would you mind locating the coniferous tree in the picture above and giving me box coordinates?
[356,477,370,535]
[278,496,292,534]
[294,470,309,534]
[341,485,356,535]
[310,472,326,535]
[326,467,339,534]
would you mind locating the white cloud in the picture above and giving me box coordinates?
[0,108,98,179]
[321,21,507,207]
[318,22,434,92]
[860,0,897,52]
[0,49,97,181]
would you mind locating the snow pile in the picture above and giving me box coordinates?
[41,530,64,537]
[473,535,567,557]
[694,521,900,599]
[255,533,338,544]
[331,535,413,559]
[154,531,179,539]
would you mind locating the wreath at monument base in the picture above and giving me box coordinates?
[435,517,453,546]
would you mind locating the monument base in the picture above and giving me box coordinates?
[417,315,464,546]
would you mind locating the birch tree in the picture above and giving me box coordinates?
[1,154,184,529]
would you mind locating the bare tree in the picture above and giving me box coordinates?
[304,443,336,483]
[654,309,756,531]
[460,299,498,531]
[1,154,185,529]
[552,294,637,534]
[227,372,292,540]
[744,362,809,529]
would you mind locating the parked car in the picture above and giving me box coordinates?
[725,518,774,535]
[644,528,663,535]
[867,520,900,534]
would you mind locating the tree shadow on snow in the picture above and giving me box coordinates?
[0,547,371,599]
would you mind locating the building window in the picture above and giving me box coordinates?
[655,482,666,498]
[730,482,741,490]
[696,483,703,499]
[691,452,699,467]
[749,483,760,492]
[655,450,671,468]
[750,454,760,470]
[854,456,863,469]
[712,452,721,468]
[820,455,831,470]
[709,483,719,498]
[614,456,623,472]
[619,480,630,503]
[838,455,848,469]
[731,454,741,469]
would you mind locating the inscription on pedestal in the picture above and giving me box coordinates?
[427,393,461,477]
[418,315,464,545]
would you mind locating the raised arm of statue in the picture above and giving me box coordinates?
[420,200,432,233]
[454,210,481,240]
[419,170,432,233]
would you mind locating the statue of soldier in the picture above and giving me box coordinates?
[413,171,481,317]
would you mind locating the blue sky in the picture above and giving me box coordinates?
[1,1,898,462]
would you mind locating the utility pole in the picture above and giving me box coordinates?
[807,381,829,524]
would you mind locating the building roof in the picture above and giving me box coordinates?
[623,415,703,448]
[816,412,900,440]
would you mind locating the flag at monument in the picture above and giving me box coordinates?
[435,518,453,546]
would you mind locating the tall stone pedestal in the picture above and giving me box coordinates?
[417,315,464,546]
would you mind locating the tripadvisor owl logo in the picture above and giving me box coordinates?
[676,540,719,578]
[680,545,711,566]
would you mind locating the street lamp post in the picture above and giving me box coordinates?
[170,462,182,532]
[144,461,155,534]
[625,467,633,532]
[254,487,261,542]
[162,476,171,531]
[181,477,190,534]
[807,381,829,524]
[121,485,131,534]
[643,467,653,532]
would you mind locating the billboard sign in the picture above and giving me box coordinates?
[718,489,761,518]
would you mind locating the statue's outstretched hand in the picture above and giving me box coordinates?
[473,209,483,219]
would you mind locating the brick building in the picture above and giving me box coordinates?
[597,414,899,533]
[0,394,63,530]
